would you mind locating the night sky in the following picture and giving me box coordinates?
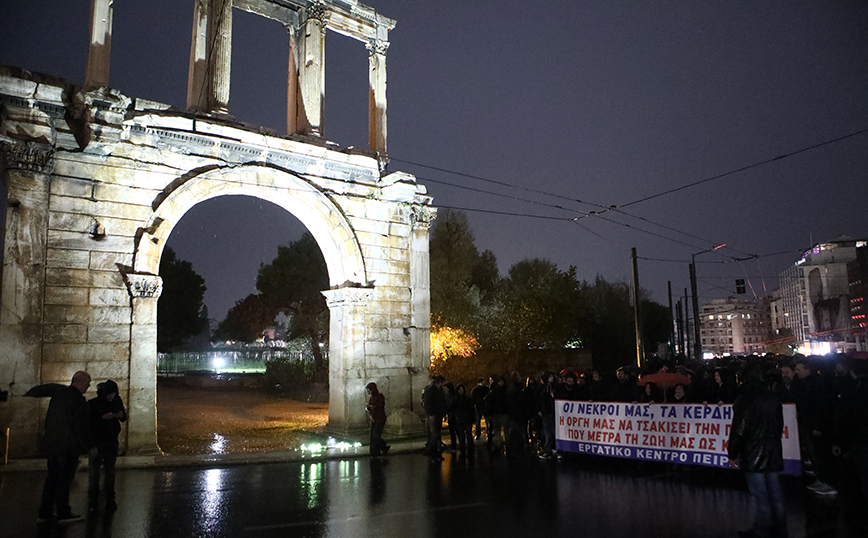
[2,0,866,323]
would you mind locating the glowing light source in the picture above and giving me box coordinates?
[212,356,226,369]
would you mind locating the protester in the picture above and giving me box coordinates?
[505,372,529,459]
[365,382,389,458]
[484,376,509,455]
[87,379,126,513]
[452,384,476,459]
[832,358,868,511]
[538,372,557,459]
[423,376,447,463]
[609,368,638,402]
[470,377,489,440]
[794,359,837,495]
[39,371,93,525]
[728,365,787,538]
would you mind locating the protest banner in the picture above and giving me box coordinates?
[555,400,801,475]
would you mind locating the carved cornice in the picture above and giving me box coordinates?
[410,205,437,230]
[322,287,373,308]
[0,141,56,174]
[365,39,390,58]
[123,273,163,299]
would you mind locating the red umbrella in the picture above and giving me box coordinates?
[638,372,691,389]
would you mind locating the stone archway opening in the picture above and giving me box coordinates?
[152,191,344,455]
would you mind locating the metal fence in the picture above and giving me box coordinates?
[156,349,324,375]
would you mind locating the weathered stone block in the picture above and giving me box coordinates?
[90,251,133,271]
[43,323,88,343]
[41,361,87,383]
[44,285,89,306]
[89,306,131,325]
[90,288,129,307]
[43,342,129,363]
[46,248,90,269]
[88,360,130,381]
[88,324,130,343]
[48,229,135,253]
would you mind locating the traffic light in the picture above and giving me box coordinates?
[735,279,746,294]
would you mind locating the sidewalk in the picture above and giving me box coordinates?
[0,437,427,472]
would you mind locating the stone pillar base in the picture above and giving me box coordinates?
[384,408,425,438]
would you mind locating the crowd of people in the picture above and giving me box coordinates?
[410,354,867,508]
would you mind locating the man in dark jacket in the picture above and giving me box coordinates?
[365,382,389,458]
[88,379,126,512]
[728,365,787,538]
[423,376,447,463]
[470,378,490,440]
[39,371,93,524]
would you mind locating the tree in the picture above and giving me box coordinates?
[213,294,279,343]
[157,247,209,352]
[429,210,500,330]
[494,259,584,351]
[256,232,329,372]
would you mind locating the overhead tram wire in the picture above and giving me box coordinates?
[618,128,868,209]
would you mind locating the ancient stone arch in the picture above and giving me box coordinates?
[135,165,366,284]
[0,0,434,458]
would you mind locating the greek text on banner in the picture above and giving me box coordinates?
[554,400,801,474]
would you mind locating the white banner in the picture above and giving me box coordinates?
[555,400,801,474]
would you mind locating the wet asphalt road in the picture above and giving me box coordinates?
[1,447,864,538]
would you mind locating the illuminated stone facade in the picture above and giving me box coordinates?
[0,0,432,458]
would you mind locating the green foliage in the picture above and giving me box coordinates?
[157,247,209,352]
[429,210,501,330]
[264,357,327,391]
[213,294,279,342]
[256,232,329,372]
[495,259,585,351]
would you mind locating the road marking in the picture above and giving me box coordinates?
[243,502,489,532]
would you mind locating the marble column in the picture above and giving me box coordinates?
[84,0,114,89]
[123,273,162,455]
[286,24,299,135]
[187,0,233,114]
[296,4,327,137]
[366,38,389,155]
[322,286,372,432]
[0,142,54,458]
[409,205,435,416]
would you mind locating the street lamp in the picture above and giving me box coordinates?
[690,243,726,360]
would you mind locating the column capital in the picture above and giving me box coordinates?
[410,205,437,230]
[0,142,56,174]
[123,273,163,299]
[322,286,374,308]
[366,39,390,58]
[304,2,330,26]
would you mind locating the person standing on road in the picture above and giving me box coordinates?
[423,376,447,463]
[365,382,389,458]
[728,365,788,538]
[39,371,93,525]
[87,379,126,513]
[470,377,489,441]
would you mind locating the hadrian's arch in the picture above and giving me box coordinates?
[0,0,434,458]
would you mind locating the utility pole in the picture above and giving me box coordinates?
[631,248,644,369]
[690,243,725,361]
[668,281,676,362]
[690,262,701,361]
[684,288,691,360]
[675,299,684,358]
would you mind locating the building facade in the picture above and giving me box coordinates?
[776,237,865,353]
[848,245,868,351]
[700,297,772,356]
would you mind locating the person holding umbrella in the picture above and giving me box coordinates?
[36,371,93,525]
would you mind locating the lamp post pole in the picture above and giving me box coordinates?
[690,244,726,361]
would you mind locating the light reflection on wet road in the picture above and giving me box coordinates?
[1,450,863,538]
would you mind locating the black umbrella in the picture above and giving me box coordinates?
[24,383,66,398]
